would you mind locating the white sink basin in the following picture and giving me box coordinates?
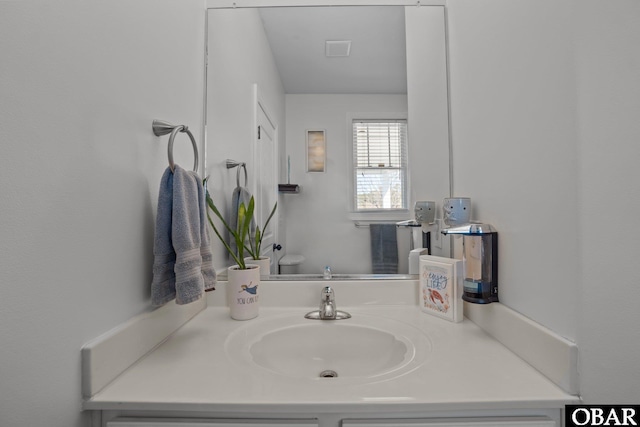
[250,323,407,378]
[225,312,432,382]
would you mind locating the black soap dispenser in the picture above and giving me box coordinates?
[441,223,498,304]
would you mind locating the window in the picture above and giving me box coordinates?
[352,119,408,211]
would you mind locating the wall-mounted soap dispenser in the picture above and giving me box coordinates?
[441,223,498,304]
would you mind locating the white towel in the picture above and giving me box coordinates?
[151,165,216,307]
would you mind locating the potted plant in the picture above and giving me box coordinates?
[244,201,277,275]
[205,187,259,320]
[204,188,253,269]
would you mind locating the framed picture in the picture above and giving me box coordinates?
[306,130,326,173]
[419,255,463,323]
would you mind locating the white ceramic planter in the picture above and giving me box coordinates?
[244,256,271,275]
[227,265,260,320]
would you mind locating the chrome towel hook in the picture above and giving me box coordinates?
[152,119,198,173]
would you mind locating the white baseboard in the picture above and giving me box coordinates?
[464,302,579,396]
[81,298,205,398]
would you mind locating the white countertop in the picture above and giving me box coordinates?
[84,281,578,414]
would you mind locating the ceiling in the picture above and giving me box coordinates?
[258,6,407,95]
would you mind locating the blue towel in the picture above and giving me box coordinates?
[369,223,399,274]
[151,165,216,306]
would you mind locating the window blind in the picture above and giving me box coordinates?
[352,119,408,210]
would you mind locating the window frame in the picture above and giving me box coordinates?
[347,112,410,219]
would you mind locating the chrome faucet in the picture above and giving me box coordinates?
[320,286,336,319]
[304,286,351,320]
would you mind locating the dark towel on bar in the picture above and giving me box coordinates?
[369,223,398,274]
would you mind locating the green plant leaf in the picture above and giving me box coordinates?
[235,203,247,268]
[263,201,278,232]
[253,227,262,257]
[257,202,277,256]
[203,184,278,269]
[205,188,244,268]
[206,190,236,237]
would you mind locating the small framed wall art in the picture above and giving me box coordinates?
[419,255,464,322]
[306,130,326,173]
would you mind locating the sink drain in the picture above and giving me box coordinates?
[319,370,338,378]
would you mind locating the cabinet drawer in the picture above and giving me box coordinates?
[107,419,318,427]
[342,417,556,427]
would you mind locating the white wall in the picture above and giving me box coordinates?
[2,3,637,425]
[0,1,205,426]
[447,0,579,342]
[282,6,452,275]
[206,8,286,270]
[574,0,640,403]
[448,0,640,401]
[284,94,410,274]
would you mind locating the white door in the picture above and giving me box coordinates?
[253,86,279,274]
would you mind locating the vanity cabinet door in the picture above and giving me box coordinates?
[107,419,318,427]
[341,417,556,427]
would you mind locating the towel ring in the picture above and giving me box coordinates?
[225,159,248,188]
[236,163,247,188]
[152,119,198,173]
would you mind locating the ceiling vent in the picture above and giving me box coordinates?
[325,40,351,57]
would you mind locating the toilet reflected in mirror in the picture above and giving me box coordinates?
[278,254,305,274]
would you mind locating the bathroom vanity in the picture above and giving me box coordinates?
[82,280,579,427]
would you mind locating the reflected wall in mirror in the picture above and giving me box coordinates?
[206,2,451,278]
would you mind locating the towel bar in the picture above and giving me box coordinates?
[152,119,198,173]
[354,221,395,229]
[355,220,417,229]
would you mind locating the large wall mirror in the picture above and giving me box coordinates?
[205,1,451,278]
